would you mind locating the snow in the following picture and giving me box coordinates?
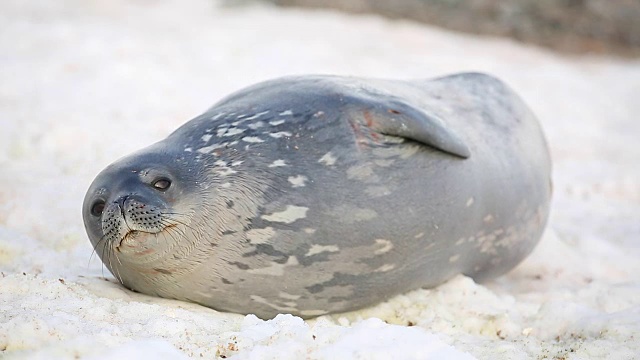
[1,0,639,358]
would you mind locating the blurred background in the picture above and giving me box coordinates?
[260,0,640,57]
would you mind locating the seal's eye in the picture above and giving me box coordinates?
[91,200,105,217]
[153,178,171,191]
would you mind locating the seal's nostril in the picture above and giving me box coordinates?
[115,195,127,209]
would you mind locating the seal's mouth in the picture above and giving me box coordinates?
[124,230,141,239]
[115,223,178,251]
[116,230,145,250]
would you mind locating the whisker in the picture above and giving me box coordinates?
[88,234,107,269]
[114,248,123,266]
[160,219,188,239]
[105,240,114,281]
[112,250,124,284]
[163,223,186,247]
[101,235,111,279]
[163,213,197,232]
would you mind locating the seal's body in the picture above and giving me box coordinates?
[83,73,551,318]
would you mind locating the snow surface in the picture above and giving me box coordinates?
[1,0,639,358]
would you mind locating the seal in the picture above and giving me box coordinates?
[83,72,552,319]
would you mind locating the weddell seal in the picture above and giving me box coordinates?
[82,72,551,319]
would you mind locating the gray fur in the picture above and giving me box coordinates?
[82,73,552,319]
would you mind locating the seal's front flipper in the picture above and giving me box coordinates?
[352,99,471,159]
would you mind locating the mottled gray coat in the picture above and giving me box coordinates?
[83,73,552,318]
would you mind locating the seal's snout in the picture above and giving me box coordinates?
[102,196,130,246]
[114,194,131,210]
[101,194,166,247]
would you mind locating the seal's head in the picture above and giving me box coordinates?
[82,144,205,289]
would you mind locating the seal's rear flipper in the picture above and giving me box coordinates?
[353,98,471,159]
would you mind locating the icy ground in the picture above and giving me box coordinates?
[1,0,639,359]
